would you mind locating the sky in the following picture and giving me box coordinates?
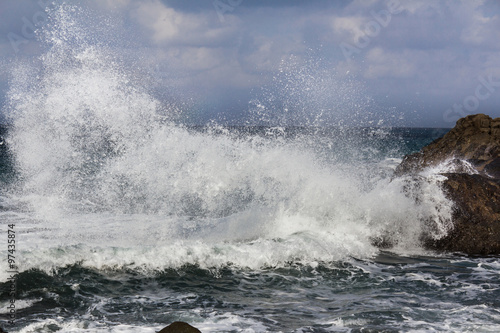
[1,0,500,127]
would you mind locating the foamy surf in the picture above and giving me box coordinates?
[1,4,455,279]
[2,4,498,333]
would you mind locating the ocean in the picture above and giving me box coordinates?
[2,122,500,332]
[1,5,500,332]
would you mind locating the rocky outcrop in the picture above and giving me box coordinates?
[395,114,500,255]
[395,114,500,177]
[158,321,201,333]
[426,173,500,254]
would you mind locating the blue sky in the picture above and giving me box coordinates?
[1,0,500,127]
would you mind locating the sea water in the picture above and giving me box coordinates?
[0,5,499,333]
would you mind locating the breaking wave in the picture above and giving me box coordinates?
[1,4,453,279]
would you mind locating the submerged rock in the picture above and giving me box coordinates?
[158,321,202,333]
[395,114,500,255]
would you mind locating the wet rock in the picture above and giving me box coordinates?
[158,321,202,333]
[425,173,500,255]
[395,113,500,177]
[394,114,500,255]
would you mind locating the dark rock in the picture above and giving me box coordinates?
[478,157,500,178]
[394,114,500,255]
[425,173,500,255]
[158,321,201,333]
[395,114,500,177]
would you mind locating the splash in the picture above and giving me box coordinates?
[249,54,375,127]
[3,5,453,275]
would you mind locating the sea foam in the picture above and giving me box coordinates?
[2,4,454,279]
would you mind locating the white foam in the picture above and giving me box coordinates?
[14,312,268,333]
[2,3,455,279]
[16,319,159,333]
[422,158,479,176]
[0,298,41,314]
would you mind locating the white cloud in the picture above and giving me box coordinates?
[131,0,239,46]
[365,47,417,79]
[2,0,500,125]
[458,5,500,46]
[331,16,367,42]
[126,0,255,92]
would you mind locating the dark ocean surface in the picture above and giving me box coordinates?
[1,124,500,332]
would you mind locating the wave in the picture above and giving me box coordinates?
[1,4,454,280]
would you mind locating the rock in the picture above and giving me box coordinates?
[425,173,500,254]
[158,322,202,333]
[394,114,500,255]
[395,113,500,177]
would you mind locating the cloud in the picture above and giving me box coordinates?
[457,3,500,47]
[1,0,500,125]
[131,0,240,46]
[331,16,367,42]
[365,47,417,79]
